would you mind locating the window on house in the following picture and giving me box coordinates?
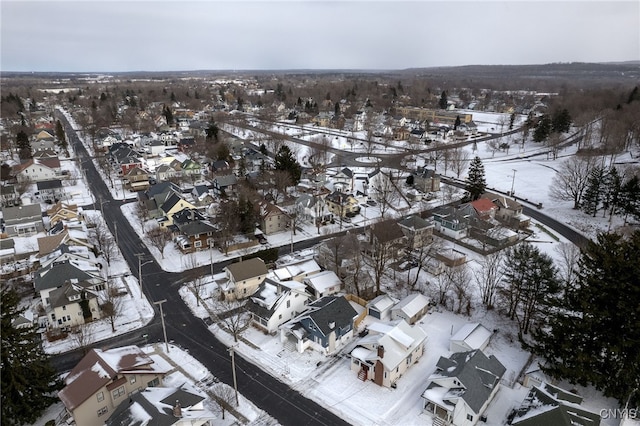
[287,300,291,308]
[279,314,282,320]
[97,407,108,417]
[112,386,125,399]
[194,241,202,248]
[147,378,160,387]
[62,305,66,311]
[467,414,473,421]
[129,376,136,385]
[96,391,104,402]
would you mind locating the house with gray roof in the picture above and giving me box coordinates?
[511,382,601,426]
[222,257,268,300]
[422,350,506,426]
[212,174,238,196]
[280,295,358,355]
[106,386,215,426]
[34,260,105,308]
[47,280,101,330]
[398,215,434,249]
[37,179,65,202]
[2,204,44,236]
[247,278,311,334]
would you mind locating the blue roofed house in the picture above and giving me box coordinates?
[280,295,358,354]
[422,350,506,426]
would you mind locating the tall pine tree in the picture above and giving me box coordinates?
[1,288,62,424]
[531,231,640,407]
[581,166,605,216]
[465,156,487,201]
[274,145,302,185]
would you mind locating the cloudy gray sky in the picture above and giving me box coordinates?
[1,1,638,72]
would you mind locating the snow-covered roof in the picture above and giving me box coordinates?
[450,323,492,351]
[272,258,321,281]
[392,293,430,318]
[303,270,341,294]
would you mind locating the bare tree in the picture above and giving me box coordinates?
[405,238,442,290]
[89,221,117,266]
[215,199,240,255]
[100,279,123,332]
[365,221,403,295]
[371,171,401,218]
[549,155,599,209]
[450,148,471,178]
[210,382,237,420]
[134,200,150,232]
[146,225,173,259]
[272,169,292,204]
[70,321,96,355]
[451,264,473,315]
[184,253,206,306]
[316,234,349,275]
[436,268,454,308]
[554,242,580,291]
[341,233,371,297]
[474,251,504,309]
[210,297,251,343]
[486,139,501,158]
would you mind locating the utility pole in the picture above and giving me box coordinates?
[228,345,239,406]
[510,169,517,196]
[154,299,169,353]
[135,253,153,299]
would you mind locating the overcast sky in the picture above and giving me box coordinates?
[1,1,638,72]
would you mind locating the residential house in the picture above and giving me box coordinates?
[468,198,498,220]
[511,383,601,426]
[303,270,342,299]
[1,204,44,236]
[481,192,531,229]
[258,201,290,235]
[0,238,16,263]
[350,319,427,387]
[37,243,101,275]
[280,295,358,354]
[450,323,492,353]
[177,137,195,152]
[181,159,202,179]
[158,193,197,228]
[413,167,441,193]
[13,158,58,182]
[212,174,238,197]
[47,280,101,329]
[123,166,150,192]
[210,160,231,175]
[325,191,360,218]
[31,130,56,151]
[46,202,80,227]
[37,179,65,202]
[422,350,506,426]
[106,386,215,426]
[333,167,355,193]
[0,184,19,207]
[398,215,434,249]
[367,221,406,259]
[32,148,58,160]
[295,193,332,225]
[155,164,176,182]
[391,293,430,325]
[432,206,469,240]
[34,260,105,309]
[58,346,168,426]
[272,257,322,282]
[147,139,167,157]
[37,228,94,258]
[191,184,214,207]
[175,219,216,252]
[247,278,311,334]
[367,294,398,321]
[222,257,268,300]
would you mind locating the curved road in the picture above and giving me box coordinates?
[53,112,351,426]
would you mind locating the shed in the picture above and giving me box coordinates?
[449,322,492,353]
[366,294,397,321]
[391,293,430,325]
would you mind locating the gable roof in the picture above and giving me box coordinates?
[370,221,405,244]
[2,204,42,222]
[59,346,164,412]
[178,220,216,237]
[450,323,492,351]
[225,257,268,282]
[34,260,99,291]
[48,281,98,309]
[106,386,209,426]
[303,270,341,295]
[296,296,357,337]
[38,230,69,256]
[512,383,601,426]
[392,293,430,318]
[470,198,497,213]
[398,215,433,231]
[353,319,427,371]
[426,350,506,413]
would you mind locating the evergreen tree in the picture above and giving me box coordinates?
[601,167,622,217]
[509,112,516,130]
[620,175,640,223]
[627,86,640,104]
[551,108,572,133]
[500,243,560,334]
[237,194,257,234]
[162,105,173,126]
[55,120,68,151]
[454,115,461,130]
[274,145,301,185]
[1,288,62,424]
[439,91,448,109]
[531,231,640,407]
[334,101,340,116]
[206,119,219,141]
[465,156,486,200]
[581,166,605,216]
[16,130,31,160]
[533,114,551,142]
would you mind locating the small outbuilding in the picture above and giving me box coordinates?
[449,322,492,353]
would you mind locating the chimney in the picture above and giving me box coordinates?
[173,400,182,418]
[328,321,336,330]
[377,345,384,359]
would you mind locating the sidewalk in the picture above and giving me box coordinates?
[148,343,249,424]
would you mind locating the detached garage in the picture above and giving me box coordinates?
[449,323,492,353]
